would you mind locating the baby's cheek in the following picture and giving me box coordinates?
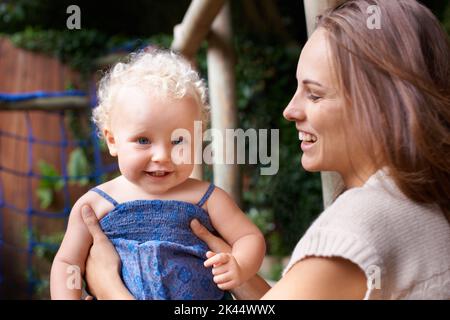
[177,163,195,178]
[118,155,142,178]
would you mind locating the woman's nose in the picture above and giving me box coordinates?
[283,91,304,122]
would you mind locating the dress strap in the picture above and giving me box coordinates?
[197,183,215,207]
[90,187,119,207]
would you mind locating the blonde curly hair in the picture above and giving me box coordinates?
[92,48,209,138]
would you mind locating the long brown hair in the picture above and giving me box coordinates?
[317,0,450,220]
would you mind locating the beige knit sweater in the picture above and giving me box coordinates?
[282,169,450,299]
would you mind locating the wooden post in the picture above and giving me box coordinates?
[303,0,346,208]
[303,0,346,36]
[171,0,227,180]
[206,3,240,204]
[171,0,226,59]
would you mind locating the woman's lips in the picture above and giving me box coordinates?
[298,131,317,142]
[300,140,316,152]
[298,131,318,152]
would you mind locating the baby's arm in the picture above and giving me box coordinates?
[50,196,94,299]
[204,187,266,290]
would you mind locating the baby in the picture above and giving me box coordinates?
[50,49,266,300]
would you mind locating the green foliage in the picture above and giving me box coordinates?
[67,147,90,186]
[444,2,450,34]
[247,208,275,236]
[37,147,92,209]
[22,226,64,298]
[37,161,64,209]
[7,28,174,76]
[0,0,190,37]
[0,0,40,32]
[34,232,65,261]
[267,260,284,281]
[22,227,64,261]
[9,27,109,74]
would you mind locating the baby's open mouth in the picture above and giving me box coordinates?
[145,171,172,177]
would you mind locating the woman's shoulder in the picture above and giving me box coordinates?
[312,172,450,299]
[324,170,442,226]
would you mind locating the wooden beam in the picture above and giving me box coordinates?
[303,0,346,36]
[303,0,346,208]
[0,96,89,111]
[171,0,226,58]
[207,3,241,204]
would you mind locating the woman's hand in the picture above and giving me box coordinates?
[190,219,232,254]
[190,219,271,299]
[81,205,134,300]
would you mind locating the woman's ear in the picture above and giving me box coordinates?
[103,129,118,156]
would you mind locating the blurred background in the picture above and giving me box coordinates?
[0,0,449,299]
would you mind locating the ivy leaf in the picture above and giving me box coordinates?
[36,187,53,209]
[54,179,65,191]
[37,160,65,190]
[36,160,65,208]
[67,147,90,186]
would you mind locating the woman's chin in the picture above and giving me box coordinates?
[301,156,321,172]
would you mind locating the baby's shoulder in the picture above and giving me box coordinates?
[183,178,212,192]
[174,179,216,208]
[73,178,120,220]
[90,175,122,194]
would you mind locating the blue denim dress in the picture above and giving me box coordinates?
[91,183,225,300]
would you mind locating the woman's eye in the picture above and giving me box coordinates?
[137,137,150,145]
[171,136,184,145]
[307,94,321,102]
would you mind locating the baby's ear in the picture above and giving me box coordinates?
[103,129,118,156]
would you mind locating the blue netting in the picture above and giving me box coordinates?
[0,90,118,298]
[0,90,86,102]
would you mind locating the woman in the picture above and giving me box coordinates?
[80,0,450,299]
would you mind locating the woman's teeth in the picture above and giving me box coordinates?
[299,132,317,142]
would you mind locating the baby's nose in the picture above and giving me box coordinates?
[151,145,171,163]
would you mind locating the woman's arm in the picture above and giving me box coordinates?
[81,205,135,300]
[260,257,367,299]
[190,219,368,300]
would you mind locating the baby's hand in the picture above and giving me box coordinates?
[204,251,243,290]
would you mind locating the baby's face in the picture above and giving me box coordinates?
[106,86,202,195]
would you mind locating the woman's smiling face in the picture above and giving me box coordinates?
[283,28,376,188]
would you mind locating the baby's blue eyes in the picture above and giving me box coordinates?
[135,137,184,145]
[137,137,150,145]
[172,137,184,145]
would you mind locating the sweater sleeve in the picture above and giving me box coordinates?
[282,187,386,299]
[282,170,450,299]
